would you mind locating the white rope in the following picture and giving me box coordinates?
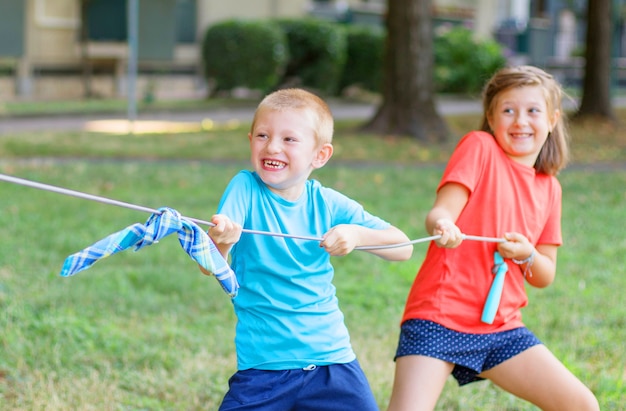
[0,173,504,250]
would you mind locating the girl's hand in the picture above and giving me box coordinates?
[497,232,534,260]
[433,218,463,248]
[425,182,469,248]
[498,233,557,288]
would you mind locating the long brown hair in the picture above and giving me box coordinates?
[480,65,569,175]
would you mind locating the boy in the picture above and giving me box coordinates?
[202,88,412,410]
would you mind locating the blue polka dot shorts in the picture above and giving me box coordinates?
[395,319,542,386]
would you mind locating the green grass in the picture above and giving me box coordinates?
[0,98,260,118]
[0,112,625,410]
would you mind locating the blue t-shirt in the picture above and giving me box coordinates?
[217,170,390,370]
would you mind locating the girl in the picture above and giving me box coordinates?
[387,66,599,411]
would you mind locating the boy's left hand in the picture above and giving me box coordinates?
[320,225,359,256]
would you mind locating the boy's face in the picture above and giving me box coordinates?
[248,108,332,201]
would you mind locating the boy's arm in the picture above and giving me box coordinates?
[321,225,413,261]
[358,225,413,261]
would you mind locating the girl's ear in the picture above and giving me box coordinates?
[312,143,333,169]
[551,109,561,129]
[486,114,494,133]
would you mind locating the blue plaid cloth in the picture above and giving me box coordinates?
[60,207,238,297]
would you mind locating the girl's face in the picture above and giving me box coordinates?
[488,85,559,167]
[248,108,332,201]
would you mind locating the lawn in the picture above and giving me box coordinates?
[0,108,624,410]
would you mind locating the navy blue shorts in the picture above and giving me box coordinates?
[218,360,379,411]
[395,319,542,386]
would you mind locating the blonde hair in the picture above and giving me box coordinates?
[251,88,334,145]
[480,65,570,175]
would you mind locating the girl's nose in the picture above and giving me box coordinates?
[514,112,529,126]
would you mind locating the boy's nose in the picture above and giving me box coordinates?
[266,137,282,153]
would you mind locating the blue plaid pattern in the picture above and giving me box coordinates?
[59,224,146,276]
[176,216,239,297]
[134,207,183,250]
[60,207,238,297]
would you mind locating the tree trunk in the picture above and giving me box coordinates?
[80,0,95,98]
[361,0,449,142]
[575,0,615,121]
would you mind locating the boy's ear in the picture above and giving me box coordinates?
[312,143,333,169]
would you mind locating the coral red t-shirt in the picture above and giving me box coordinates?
[402,131,562,333]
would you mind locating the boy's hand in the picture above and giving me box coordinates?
[208,214,242,246]
[433,218,463,248]
[320,224,359,256]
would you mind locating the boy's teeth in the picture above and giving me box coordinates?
[265,160,285,168]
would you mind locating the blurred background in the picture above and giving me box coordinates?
[0,0,615,102]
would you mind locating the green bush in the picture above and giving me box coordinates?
[201,19,506,98]
[202,19,288,95]
[339,24,385,93]
[434,26,506,94]
[276,18,347,95]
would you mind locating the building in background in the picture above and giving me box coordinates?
[0,0,614,101]
[0,0,309,101]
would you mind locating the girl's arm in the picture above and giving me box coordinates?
[425,182,469,248]
[498,234,558,288]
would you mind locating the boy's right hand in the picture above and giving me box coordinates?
[208,214,243,246]
[433,218,463,248]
